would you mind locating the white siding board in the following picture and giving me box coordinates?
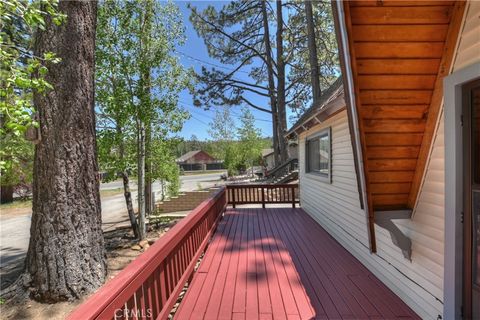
[452,1,480,72]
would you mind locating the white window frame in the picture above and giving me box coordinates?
[305,127,332,183]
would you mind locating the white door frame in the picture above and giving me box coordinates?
[444,62,480,319]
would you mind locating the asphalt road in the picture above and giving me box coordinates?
[0,171,226,277]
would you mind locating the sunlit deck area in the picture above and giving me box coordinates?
[175,207,420,320]
[68,185,420,320]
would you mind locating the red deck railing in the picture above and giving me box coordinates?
[227,183,299,208]
[68,184,298,320]
[68,187,227,320]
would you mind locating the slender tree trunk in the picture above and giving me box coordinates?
[145,122,152,216]
[136,0,153,240]
[116,123,139,238]
[160,179,165,201]
[26,1,106,302]
[276,0,288,163]
[261,1,280,167]
[305,0,321,101]
[137,120,146,240]
[121,171,139,238]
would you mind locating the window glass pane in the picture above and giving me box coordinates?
[308,138,320,172]
[319,134,329,175]
[306,130,330,176]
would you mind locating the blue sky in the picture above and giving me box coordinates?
[175,1,279,141]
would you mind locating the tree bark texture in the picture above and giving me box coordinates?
[305,0,322,101]
[137,120,146,240]
[276,0,289,163]
[121,172,139,239]
[1,185,14,204]
[145,121,152,216]
[136,0,153,240]
[261,1,280,167]
[27,1,106,302]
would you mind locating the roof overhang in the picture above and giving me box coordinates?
[332,0,373,251]
[286,80,346,139]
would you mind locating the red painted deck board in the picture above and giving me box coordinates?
[175,208,420,320]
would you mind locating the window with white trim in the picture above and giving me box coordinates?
[305,127,331,182]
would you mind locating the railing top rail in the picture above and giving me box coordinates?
[226,183,298,188]
[68,187,226,320]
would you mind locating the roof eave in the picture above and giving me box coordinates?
[286,93,346,139]
[331,0,374,252]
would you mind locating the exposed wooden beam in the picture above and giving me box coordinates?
[407,1,467,209]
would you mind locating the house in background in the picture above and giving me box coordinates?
[262,143,299,171]
[261,148,275,170]
[176,150,223,171]
[286,1,480,318]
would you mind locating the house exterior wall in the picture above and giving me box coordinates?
[263,154,275,170]
[451,1,480,72]
[183,151,217,164]
[299,110,443,318]
[298,3,480,318]
[408,0,480,306]
[419,2,480,316]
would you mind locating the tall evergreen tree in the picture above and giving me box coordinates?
[189,0,338,165]
[25,0,106,301]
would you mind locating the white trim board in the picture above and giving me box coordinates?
[443,61,480,320]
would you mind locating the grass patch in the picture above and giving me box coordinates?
[0,199,32,210]
[100,188,124,198]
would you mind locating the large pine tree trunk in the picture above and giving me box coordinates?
[305,0,321,101]
[276,0,288,163]
[1,185,14,204]
[260,1,280,167]
[26,1,106,302]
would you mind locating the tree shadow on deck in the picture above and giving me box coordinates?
[180,207,420,319]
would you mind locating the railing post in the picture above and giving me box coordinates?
[261,187,265,209]
[292,186,296,208]
[232,187,236,208]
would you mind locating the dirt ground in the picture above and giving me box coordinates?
[0,218,180,320]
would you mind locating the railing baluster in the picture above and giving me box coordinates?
[292,186,296,208]
[135,286,145,320]
[159,262,167,309]
[261,187,265,208]
[126,296,136,320]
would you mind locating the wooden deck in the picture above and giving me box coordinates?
[175,208,420,320]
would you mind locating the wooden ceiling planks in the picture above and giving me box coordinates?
[343,0,465,211]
